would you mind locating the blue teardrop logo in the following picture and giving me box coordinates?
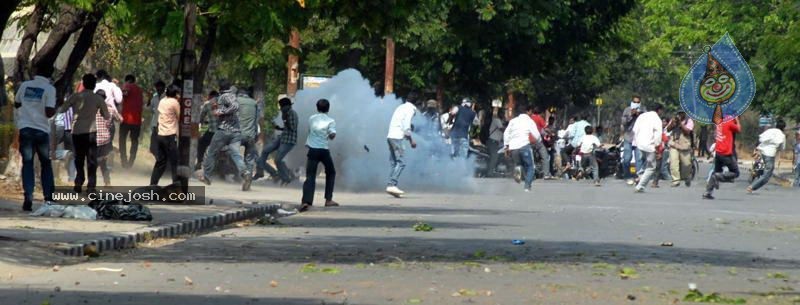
[680,33,755,125]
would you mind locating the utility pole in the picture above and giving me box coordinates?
[384,37,395,95]
[177,1,197,194]
[287,28,300,96]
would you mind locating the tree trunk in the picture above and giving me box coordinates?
[193,16,216,97]
[54,10,104,107]
[344,48,362,69]
[506,89,515,120]
[436,74,445,110]
[0,0,23,106]
[178,1,198,192]
[13,3,47,83]
[30,4,87,76]
[383,37,395,95]
[286,28,300,96]
[251,66,266,104]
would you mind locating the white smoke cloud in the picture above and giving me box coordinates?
[284,69,476,192]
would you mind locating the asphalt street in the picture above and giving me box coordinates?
[1,172,798,305]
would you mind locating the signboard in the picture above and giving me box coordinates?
[300,75,331,89]
[595,98,603,106]
[180,79,193,136]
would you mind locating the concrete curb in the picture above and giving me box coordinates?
[58,203,281,257]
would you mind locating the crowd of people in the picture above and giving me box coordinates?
[9,67,800,212]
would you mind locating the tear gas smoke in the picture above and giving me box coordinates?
[283,69,476,192]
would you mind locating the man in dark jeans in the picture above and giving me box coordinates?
[60,74,109,194]
[119,75,145,168]
[148,80,166,157]
[196,81,250,190]
[299,99,338,212]
[195,91,218,170]
[14,67,57,211]
[255,96,297,184]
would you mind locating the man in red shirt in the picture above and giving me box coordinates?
[529,106,552,179]
[703,117,741,200]
[119,74,144,168]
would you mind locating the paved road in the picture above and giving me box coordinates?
[1,174,798,305]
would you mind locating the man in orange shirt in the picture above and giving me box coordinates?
[703,117,741,200]
[119,75,144,168]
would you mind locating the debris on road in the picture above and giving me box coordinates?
[87,267,123,272]
[627,294,636,301]
[269,280,278,287]
[511,239,525,245]
[619,267,638,280]
[52,265,60,272]
[184,276,193,286]
[661,242,674,247]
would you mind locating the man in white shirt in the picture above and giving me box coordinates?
[94,70,122,112]
[503,105,541,192]
[747,119,786,193]
[632,104,664,192]
[300,99,338,212]
[386,99,418,197]
[579,125,602,186]
[14,67,57,211]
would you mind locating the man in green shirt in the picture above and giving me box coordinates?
[195,91,218,170]
[237,87,261,191]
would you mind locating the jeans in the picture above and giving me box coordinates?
[203,129,247,179]
[241,137,259,174]
[98,143,113,185]
[72,132,98,189]
[622,140,640,179]
[749,156,775,191]
[302,147,335,205]
[150,134,178,185]
[705,154,740,195]
[669,148,692,183]
[118,123,141,168]
[511,145,535,189]
[195,131,214,170]
[387,138,406,187]
[794,162,800,187]
[635,151,657,190]
[19,128,54,202]
[581,153,599,183]
[487,139,501,176]
[534,141,551,177]
[452,137,469,159]
[257,138,295,182]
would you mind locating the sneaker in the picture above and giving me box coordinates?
[634,187,645,193]
[746,186,753,194]
[195,170,211,186]
[626,179,634,186]
[386,186,404,198]
[594,181,601,187]
[524,188,530,192]
[242,173,253,191]
[252,172,264,181]
[513,166,522,184]
[671,181,681,187]
[702,193,714,200]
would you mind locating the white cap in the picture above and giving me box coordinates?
[277,94,293,104]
